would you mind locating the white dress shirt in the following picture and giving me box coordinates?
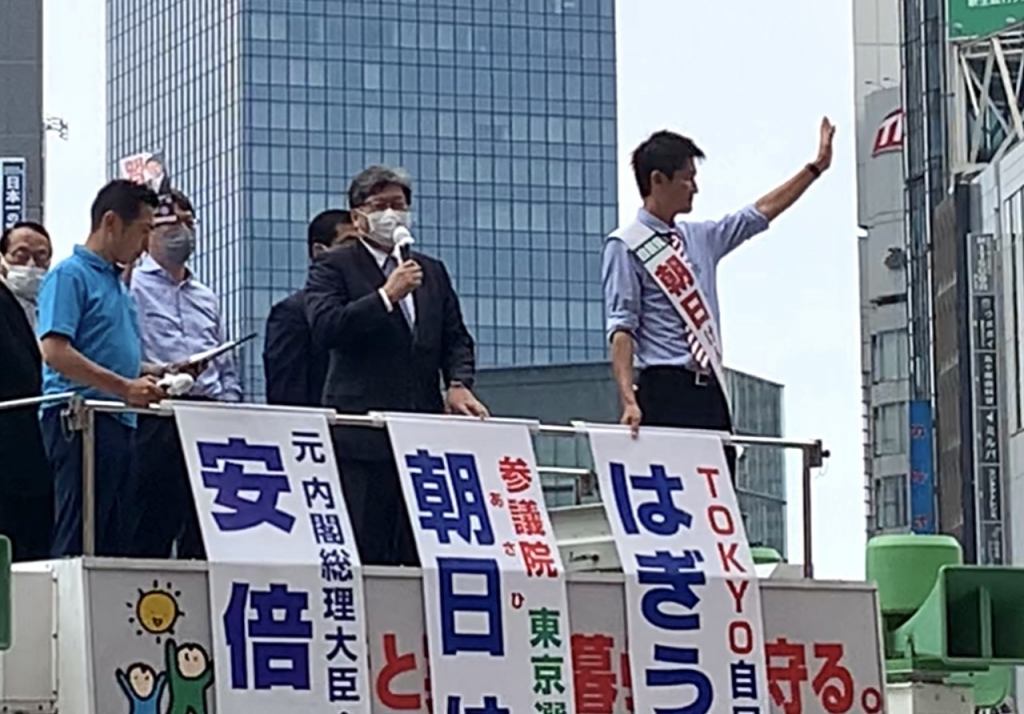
[361,240,416,326]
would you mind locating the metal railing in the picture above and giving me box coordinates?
[1,395,828,578]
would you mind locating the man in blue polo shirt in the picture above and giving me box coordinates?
[37,179,169,557]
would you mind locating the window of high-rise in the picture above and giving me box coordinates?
[107,0,619,401]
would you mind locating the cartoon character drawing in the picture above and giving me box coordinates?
[127,580,184,642]
[115,663,166,714]
[165,638,213,714]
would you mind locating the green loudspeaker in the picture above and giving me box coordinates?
[867,532,1024,710]
[750,546,783,565]
[893,565,1024,667]
[0,535,9,651]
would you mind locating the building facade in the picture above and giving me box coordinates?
[106,0,618,400]
[475,363,789,556]
[853,0,918,536]
[0,0,44,225]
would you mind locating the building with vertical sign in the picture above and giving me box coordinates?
[0,0,43,223]
[853,0,928,536]
[475,363,789,556]
[969,148,1024,568]
[106,0,618,401]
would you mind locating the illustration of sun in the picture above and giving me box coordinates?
[127,580,184,641]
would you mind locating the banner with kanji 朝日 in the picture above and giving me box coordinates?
[385,414,576,714]
[174,404,371,714]
[585,425,769,714]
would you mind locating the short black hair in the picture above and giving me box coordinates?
[89,179,160,232]
[1,221,51,254]
[169,188,194,214]
[631,131,706,198]
[307,209,353,256]
[347,166,413,208]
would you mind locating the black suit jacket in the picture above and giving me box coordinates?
[0,281,52,495]
[263,289,328,407]
[305,241,475,459]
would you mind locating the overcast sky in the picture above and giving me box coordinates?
[43,0,863,578]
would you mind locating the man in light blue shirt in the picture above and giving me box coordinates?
[127,190,238,559]
[604,119,836,471]
[37,179,169,557]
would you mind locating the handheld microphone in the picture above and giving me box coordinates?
[393,226,415,262]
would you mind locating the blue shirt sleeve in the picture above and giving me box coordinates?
[602,237,642,342]
[214,310,244,402]
[684,204,770,263]
[36,265,85,341]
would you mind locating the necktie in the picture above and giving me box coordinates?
[668,228,709,372]
[382,256,414,327]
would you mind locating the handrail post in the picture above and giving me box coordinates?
[66,399,97,556]
[800,439,826,579]
[801,445,814,579]
[82,405,96,556]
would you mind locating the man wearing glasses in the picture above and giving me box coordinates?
[305,165,487,566]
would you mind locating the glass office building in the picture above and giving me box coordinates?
[107,0,618,400]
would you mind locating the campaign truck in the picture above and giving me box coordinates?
[0,402,1019,714]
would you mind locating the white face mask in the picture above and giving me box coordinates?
[5,265,45,301]
[363,209,411,249]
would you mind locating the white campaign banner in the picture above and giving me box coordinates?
[175,404,355,564]
[209,563,369,713]
[585,425,769,714]
[385,414,576,714]
[174,404,371,714]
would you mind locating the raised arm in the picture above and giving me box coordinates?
[304,251,393,349]
[754,117,835,222]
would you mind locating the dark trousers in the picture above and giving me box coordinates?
[126,413,205,559]
[332,430,417,567]
[0,415,53,562]
[0,487,52,562]
[41,410,132,557]
[636,366,737,480]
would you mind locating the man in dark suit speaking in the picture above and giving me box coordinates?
[306,165,488,565]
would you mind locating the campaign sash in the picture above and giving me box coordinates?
[611,220,731,410]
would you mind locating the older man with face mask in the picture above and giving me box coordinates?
[0,221,55,561]
[1,221,52,329]
[306,165,487,567]
[127,190,240,559]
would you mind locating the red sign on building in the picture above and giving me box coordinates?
[872,108,904,157]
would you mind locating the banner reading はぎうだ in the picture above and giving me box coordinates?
[585,425,768,714]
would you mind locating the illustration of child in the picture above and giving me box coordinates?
[115,663,166,714]
[164,638,214,714]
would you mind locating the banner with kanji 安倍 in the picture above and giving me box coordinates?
[585,425,769,714]
[384,413,576,714]
[174,404,371,714]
